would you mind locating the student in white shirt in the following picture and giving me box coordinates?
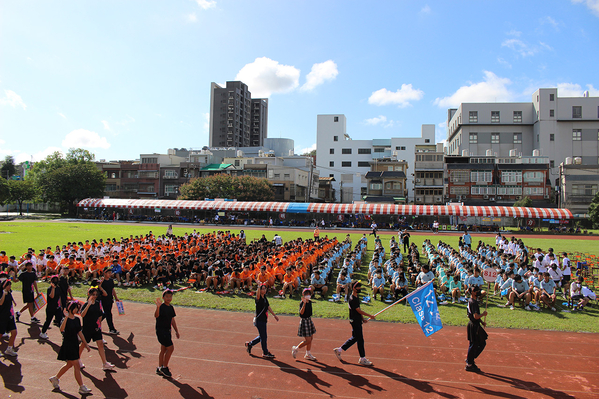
[560,252,572,297]
[569,275,589,311]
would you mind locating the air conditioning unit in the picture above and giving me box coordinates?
[416,178,421,183]
[483,195,489,199]
[415,197,423,202]
[497,196,503,200]
[435,196,443,202]
[515,196,521,200]
[490,197,496,202]
[544,194,550,199]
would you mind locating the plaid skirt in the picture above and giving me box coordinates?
[298,317,316,337]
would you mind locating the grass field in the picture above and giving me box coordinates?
[1,220,598,333]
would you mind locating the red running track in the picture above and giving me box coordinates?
[1,299,598,398]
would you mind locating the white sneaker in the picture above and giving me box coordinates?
[333,347,342,361]
[102,339,108,344]
[49,376,60,389]
[359,357,373,366]
[78,384,92,394]
[551,307,556,312]
[4,347,17,357]
[304,353,317,361]
[39,332,49,339]
[103,362,115,370]
[510,305,515,310]
[291,346,298,359]
[525,305,531,311]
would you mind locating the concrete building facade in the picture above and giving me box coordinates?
[209,81,268,148]
[558,160,599,215]
[315,114,435,203]
[414,143,445,204]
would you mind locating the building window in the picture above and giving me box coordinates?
[370,183,382,190]
[550,160,555,168]
[333,136,338,142]
[358,148,371,154]
[329,174,334,178]
[357,161,370,167]
[342,148,352,154]
[334,116,339,122]
[342,161,351,167]
[329,161,334,167]
[164,185,178,195]
[469,133,478,144]
[491,111,500,123]
[550,93,555,101]
[450,170,470,183]
[513,111,522,123]
[491,133,500,144]
[425,139,430,143]
[549,109,554,117]
[373,148,386,153]
[329,148,334,154]
[395,146,406,150]
[501,171,522,183]
[550,134,554,141]
[572,129,582,141]
[572,106,582,118]
[284,173,290,179]
[523,171,544,182]
[572,184,598,196]
[524,187,544,196]
[513,133,522,144]
[469,111,478,123]
[471,171,493,183]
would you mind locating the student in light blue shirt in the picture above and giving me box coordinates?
[447,275,463,304]
[416,265,434,286]
[310,270,328,298]
[508,274,531,310]
[371,269,386,301]
[391,271,408,299]
[336,271,351,296]
[493,270,506,295]
[467,267,486,299]
[539,272,557,311]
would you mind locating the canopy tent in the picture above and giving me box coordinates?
[77,198,573,219]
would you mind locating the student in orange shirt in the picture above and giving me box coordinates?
[255,266,274,290]
[280,268,297,298]
[240,265,253,291]
[228,268,242,293]
[272,262,286,284]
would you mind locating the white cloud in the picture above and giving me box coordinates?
[434,71,514,108]
[101,120,112,131]
[62,129,111,150]
[365,115,387,125]
[507,29,522,37]
[497,57,512,68]
[0,89,27,110]
[301,60,338,92]
[557,83,599,97]
[14,146,62,164]
[235,57,300,98]
[186,12,197,22]
[420,5,431,13]
[572,0,599,17]
[195,0,216,10]
[540,16,559,28]
[501,39,537,57]
[368,84,424,108]
[299,143,316,155]
[58,112,67,119]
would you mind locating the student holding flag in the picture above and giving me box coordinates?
[333,281,376,366]
[466,286,488,372]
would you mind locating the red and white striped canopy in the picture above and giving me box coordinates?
[77,198,573,219]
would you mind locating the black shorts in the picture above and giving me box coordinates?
[571,294,583,301]
[156,329,173,347]
[82,328,102,343]
[22,291,35,304]
[0,315,17,334]
[562,275,571,283]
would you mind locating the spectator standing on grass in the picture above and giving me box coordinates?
[155,289,180,378]
[246,283,279,358]
[313,226,320,241]
[291,288,317,361]
[560,252,572,297]
[462,231,472,248]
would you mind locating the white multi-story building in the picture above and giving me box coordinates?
[446,88,599,183]
[316,115,435,202]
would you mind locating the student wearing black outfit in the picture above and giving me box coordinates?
[401,230,410,253]
[79,288,115,371]
[333,281,376,366]
[155,289,180,378]
[466,286,488,372]
[0,280,18,357]
[40,276,63,339]
[16,262,40,323]
[99,268,119,335]
[245,283,279,358]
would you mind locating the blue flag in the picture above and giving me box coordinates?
[406,281,443,337]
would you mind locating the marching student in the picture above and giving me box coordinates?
[0,279,18,357]
[99,268,120,335]
[292,288,317,361]
[79,288,115,371]
[333,281,376,366]
[155,289,180,378]
[40,275,63,339]
[16,262,40,324]
[466,286,487,372]
[49,301,92,395]
[245,283,279,359]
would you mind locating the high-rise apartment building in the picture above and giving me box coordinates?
[209,81,268,148]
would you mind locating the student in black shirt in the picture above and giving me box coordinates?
[333,281,376,366]
[99,268,120,335]
[245,283,279,358]
[40,276,63,339]
[79,288,115,371]
[16,262,40,323]
[58,267,73,315]
[0,280,18,357]
[291,288,317,361]
[155,289,180,378]
[466,286,488,372]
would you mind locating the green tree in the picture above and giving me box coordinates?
[513,196,533,207]
[589,191,599,229]
[1,155,17,179]
[29,149,105,216]
[7,180,36,216]
[178,174,275,201]
[0,178,8,205]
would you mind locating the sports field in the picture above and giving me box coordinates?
[1,220,598,333]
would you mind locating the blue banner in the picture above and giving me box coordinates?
[406,281,443,337]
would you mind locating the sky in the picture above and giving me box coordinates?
[1,0,598,165]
